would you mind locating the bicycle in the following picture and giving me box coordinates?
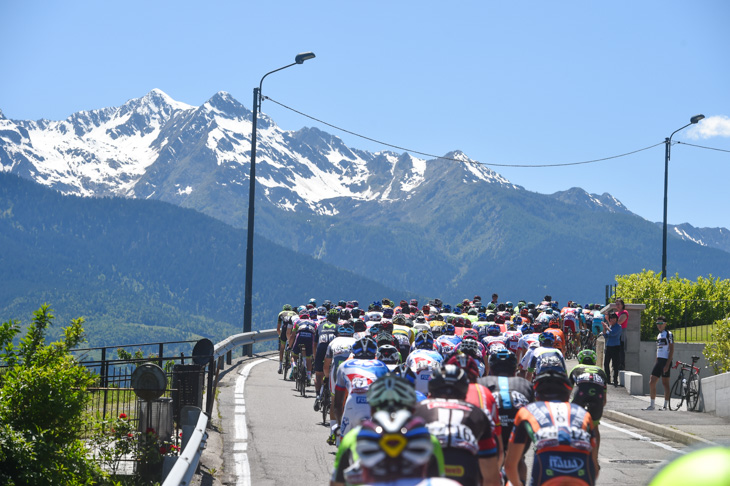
[564,328,576,359]
[578,329,596,352]
[296,345,307,398]
[669,355,701,411]
[320,376,331,425]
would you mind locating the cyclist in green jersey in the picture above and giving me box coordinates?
[569,349,608,456]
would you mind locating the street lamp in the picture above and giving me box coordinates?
[661,114,704,281]
[243,52,315,354]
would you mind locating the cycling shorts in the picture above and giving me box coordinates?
[341,393,370,438]
[572,391,605,424]
[292,334,314,357]
[651,357,671,378]
[442,449,481,486]
[313,341,329,372]
[279,326,289,343]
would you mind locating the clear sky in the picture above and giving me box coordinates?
[2,1,729,229]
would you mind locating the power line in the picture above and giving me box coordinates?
[263,96,664,169]
[675,141,730,154]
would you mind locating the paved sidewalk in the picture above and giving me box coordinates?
[603,382,730,446]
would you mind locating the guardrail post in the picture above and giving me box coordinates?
[205,359,215,417]
[226,350,232,365]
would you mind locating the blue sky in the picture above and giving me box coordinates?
[2,1,729,228]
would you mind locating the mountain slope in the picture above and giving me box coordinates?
[0,173,415,346]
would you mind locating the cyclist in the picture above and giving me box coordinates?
[569,349,608,456]
[313,310,339,412]
[324,322,357,444]
[525,332,566,382]
[287,311,316,381]
[333,336,389,445]
[405,332,443,395]
[331,374,449,486]
[376,344,402,371]
[413,364,500,486]
[504,359,598,486]
[544,316,566,355]
[478,349,533,485]
[276,304,297,374]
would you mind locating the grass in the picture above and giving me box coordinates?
[672,324,715,343]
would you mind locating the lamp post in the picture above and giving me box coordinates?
[243,52,315,355]
[661,114,704,281]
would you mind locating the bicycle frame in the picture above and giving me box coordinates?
[669,356,701,411]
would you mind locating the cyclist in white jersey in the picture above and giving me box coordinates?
[324,322,357,444]
[405,332,443,395]
[334,336,389,444]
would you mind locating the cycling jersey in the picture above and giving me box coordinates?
[313,323,338,373]
[479,375,534,446]
[656,330,674,359]
[465,383,501,446]
[569,364,608,424]
[335,359,389,437]
[591,312,604,335]
[510,401,597,486]
[527,347,566,374]
[277,310,297,341]
[481,335,508,353]
[325,336,356,394]
[503,330,523,353]
[414,398,497,486]
[517,333,541,352]
[544,328,566,354]
[405,349,444,395]
[291,319,316,357]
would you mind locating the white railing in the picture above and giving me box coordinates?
[162,328,279,486]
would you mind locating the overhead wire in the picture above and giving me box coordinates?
[264,95,666,168]
[675,141,730,154]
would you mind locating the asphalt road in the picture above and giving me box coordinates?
[204,353,690,486]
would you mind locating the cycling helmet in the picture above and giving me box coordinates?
[527,302,535,310]
[488,349,518,376]
[487,324,501,337]
[340,308,352,320]
[367,374,416,412]
[298,312,310,320]
[382,298,393,308]
[430,325,442,339]
[356,410,433,480]
[577,349,597,366]
[337,322,355,336]
[282,304,292,312]
[380,320,394,334]
[392,314,407,326]
[317,306,327,316]
[535,354,567,376]
[487,303,496,311]
[369,323,382,338]
[548,316,560,328]
[413,331,434,350]
[337,300,347,308]
[376,345,402,366]
[442,323,456,336]
[506,301,513,309]
[376,331,396,348]
[458,338,481,360]
[297,305,307,314]
[462,329,479,341]
[533,364,572,401]
[352,336,378,359]
[520,307,530,316]
[350,308,361,319]
[422,304,431,315]
[309,298,317,306]
[507,321,517,331]
[477,312,487,322]
[326,308,340,323]
[447,354,480,383]
[353,319,367,333]
[428,364,469,399]
[352,300,359,308]
[322,300,332,310]
[494,314,506,325]
[309,309,318,319]
[442,304,452,313]
[410,299,418,307]
[521,323,534,334]
[538,331,556,346]
[414,315,427,325]
[383,308,394,319]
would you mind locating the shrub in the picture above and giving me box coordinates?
[704,318,730,374]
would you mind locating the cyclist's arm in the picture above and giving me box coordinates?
[333,387,347,423]
[323,357,332,378]
[504,440,527,486]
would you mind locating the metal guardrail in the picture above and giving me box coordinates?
[162,328,279,486]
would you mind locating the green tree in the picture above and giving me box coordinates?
[704,318,730,374]
[0,305,106,485]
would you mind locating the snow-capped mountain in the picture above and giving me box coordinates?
[653,222,730,255]
[548,187,634,216]
[0,89,518,219]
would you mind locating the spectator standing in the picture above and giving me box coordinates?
[614,298,629,370]
[644,316,674,411]
[602,312,622,386]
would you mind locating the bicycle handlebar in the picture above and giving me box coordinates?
[673,360,700,373]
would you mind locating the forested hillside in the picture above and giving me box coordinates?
[0,173,415,347]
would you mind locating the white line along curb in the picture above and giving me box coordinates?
[234,358,267,486]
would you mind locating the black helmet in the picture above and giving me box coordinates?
[428,364,469,399]
[488,349,518,376]
[352,336,378,359]
[533,359,572,401]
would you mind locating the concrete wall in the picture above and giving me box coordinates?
[699,372,730,418]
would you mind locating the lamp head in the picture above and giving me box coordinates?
[690,114,705,124]
[295,52,316,64]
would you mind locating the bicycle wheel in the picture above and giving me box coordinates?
[687,373,700,411]
[299,357,307,398]
[321,389,330,425]
[669,375,685,411]
[283,351,291,381]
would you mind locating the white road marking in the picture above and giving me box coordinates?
[234,358,267,486]
[602,420,685,453]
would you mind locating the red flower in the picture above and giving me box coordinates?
[119,413,127,419]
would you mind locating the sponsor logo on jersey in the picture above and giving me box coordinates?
[548,455,585,474]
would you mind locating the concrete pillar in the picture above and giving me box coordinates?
[602,303,645,373]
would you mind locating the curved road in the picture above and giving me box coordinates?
[209,353,689,486]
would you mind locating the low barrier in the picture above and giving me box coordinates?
[162,328,279,486]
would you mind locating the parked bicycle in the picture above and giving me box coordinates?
[669,355,701,411]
